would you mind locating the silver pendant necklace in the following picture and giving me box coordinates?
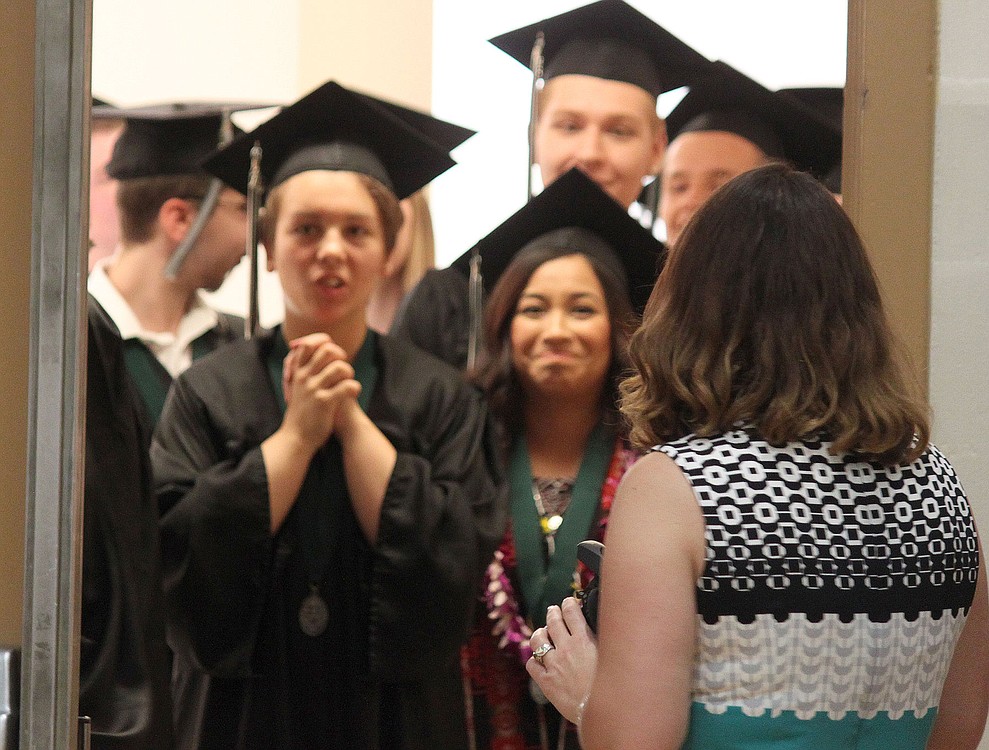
[532,480,565,558]
[299,583,330,637]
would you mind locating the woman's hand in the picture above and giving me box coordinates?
[281,333,361,451]
[526,596,598,723]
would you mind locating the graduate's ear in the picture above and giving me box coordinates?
[648,119,669,176]
[264,243,276,273]
[259,207,277,273]
[159,196,197,245]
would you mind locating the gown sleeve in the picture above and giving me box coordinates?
[366,344,507,680]
[81,301,174,750]
[152,361,275,678]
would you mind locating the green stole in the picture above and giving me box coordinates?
[123,335,213,428]
[510,423,612,629]
[266,327,378,590]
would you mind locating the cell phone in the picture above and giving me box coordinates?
[576,540,604,633]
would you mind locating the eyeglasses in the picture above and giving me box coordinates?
[179,195,248,214]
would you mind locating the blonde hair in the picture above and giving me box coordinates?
[397,190,435,294]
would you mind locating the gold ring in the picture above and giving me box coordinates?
[532,642,555,666]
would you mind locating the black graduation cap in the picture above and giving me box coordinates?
[488,0,715,99]
[363,95,476,154]
[201,81,459,201]
[91,97,123,125]
[105,102,274,180]
[665,62,842,181]
[778,86,844,192]
[779,87,844,132]
[451,167,663,313]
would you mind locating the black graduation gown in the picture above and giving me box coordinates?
[80,301,174,750]
[389,267,470,371]
[153,330,507,750]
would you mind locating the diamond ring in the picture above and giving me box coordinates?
[532,642,555,666]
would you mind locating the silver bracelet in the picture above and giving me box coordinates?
[576,693,590,732]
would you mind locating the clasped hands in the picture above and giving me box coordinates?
[281,333,362,450]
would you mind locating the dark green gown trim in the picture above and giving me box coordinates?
[122,332,228,427]
[510,423,611,628]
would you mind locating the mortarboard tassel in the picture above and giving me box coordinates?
[245,140,263,339]
[165,111,237,280]
[526,32,545,202]
[466,247,483,371]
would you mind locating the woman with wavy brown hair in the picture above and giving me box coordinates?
[527,164,989,750]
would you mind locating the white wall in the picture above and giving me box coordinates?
[931,17,989,747]
[92,0,300,105]
[931,0,989,497]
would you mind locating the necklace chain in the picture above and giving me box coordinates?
[532,479,570,558]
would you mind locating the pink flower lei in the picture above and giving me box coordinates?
[482,544,534,664]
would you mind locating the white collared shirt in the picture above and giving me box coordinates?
[88,261,222,378]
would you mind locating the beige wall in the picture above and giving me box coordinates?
[93,0,433,118]
[845,0,935,388]
[92,0,435,323]
[0,0,33,645]
[298,0,432,108]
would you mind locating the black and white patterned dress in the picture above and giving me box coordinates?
[654,426,978,749]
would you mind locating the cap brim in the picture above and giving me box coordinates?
[667,62,842,179]
[451,168,663,311]
[201,81,456,200]
[778,87,844,132]
[488,0,715,97]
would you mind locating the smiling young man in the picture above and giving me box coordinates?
[531,72,667,212]
[390,0,716,370]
